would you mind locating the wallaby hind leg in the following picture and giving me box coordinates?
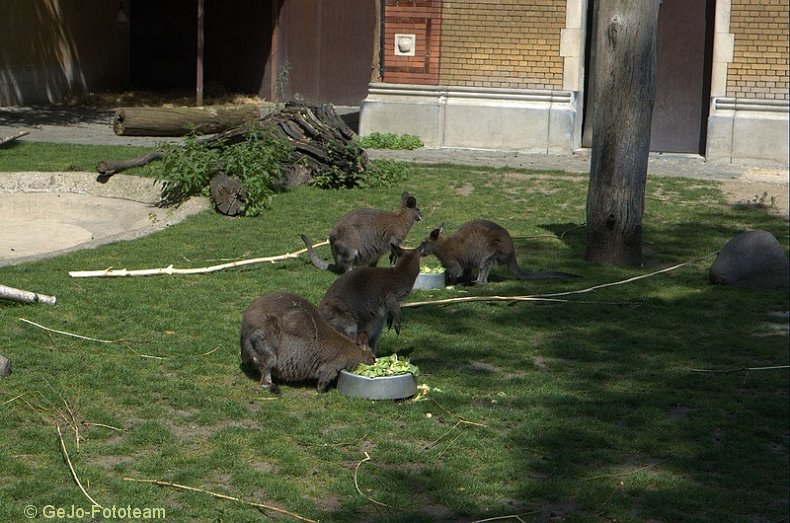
[245,321,281,395]
[476,258,497,284]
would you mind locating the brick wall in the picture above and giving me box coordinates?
[439,0,566,89]
[382,1,442,85]
[728,0,789,100]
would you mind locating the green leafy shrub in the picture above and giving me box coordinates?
[222,131,292,217]
[150,135,221,205]
[357,132,424,150]
[149,132,293,216]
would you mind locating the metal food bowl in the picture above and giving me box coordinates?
[337,370,418,400]
[412,271,446,290]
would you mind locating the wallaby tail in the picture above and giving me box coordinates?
[509,257,579,280]
[300,234,341,273]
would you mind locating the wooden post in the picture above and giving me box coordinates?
[196,0,205,106]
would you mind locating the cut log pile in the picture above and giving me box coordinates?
[97,102,367,194]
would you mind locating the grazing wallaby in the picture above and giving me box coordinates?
[301,191,422,273]
[240,292,375,395]
[318,243,425,353]
[424,220,578,285]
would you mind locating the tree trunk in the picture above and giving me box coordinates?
[585,1,659,266]
[113,106,260,136]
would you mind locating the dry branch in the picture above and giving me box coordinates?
[0,130,30,145]
[403,255,716,308]
[123,477,317,522]
[69,241,328,278]
[0,284,56,305]
[353,452,391,508]
[57,425,103,508]
[19,318,115,343]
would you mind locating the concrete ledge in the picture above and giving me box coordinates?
[706,97,789,167]
[360,83,579,153]
[0,172,210,266]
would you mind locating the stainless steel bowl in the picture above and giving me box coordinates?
[336,370,418,400]
[412,272,445,290]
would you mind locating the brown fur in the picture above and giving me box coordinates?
[424,220,578,284]
[301,191,422,273]
[318,243,425,353]
[240,292,375,394]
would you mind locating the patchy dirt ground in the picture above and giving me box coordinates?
[719,168,789,220]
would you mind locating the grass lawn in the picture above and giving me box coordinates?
[1,142,788,522]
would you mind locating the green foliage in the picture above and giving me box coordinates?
[353,354,420,377]
[357,132,424,150]
[147,132,292,216]
[222,131,292,217]
[149,135,221,205]
[309,140,368,190]
[358,159,411,188]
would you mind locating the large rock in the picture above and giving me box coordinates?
[709,230,789,289]
[0,353,10,377]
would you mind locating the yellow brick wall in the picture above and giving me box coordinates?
[728,0,789,100]
[439,0,566,89]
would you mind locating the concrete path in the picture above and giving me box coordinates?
[0,105,786,267]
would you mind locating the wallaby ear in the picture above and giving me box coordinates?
[356,331,370,348]
[406,196,417,209]
[429,227,442,241]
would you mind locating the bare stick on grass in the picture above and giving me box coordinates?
[353,452,391,508]
[57,425,102,508]
[123,477,317,523]
[69,241,330,278]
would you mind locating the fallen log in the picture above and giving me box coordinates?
[96,102,366,188]
[113,105,260,136]
[96,151,165,180]
[0,130,30,146]
[0,284,57,305]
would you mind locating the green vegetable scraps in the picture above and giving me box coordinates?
[419,265,445,275]
[353,354,420,377]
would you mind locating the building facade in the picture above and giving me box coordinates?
[360,0,789,166]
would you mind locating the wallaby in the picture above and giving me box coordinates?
[424,220,578,285]
[240,292,375,395]
[301,191,422,273]
[318,243,425,353]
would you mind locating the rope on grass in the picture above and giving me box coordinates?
[403,253,718,308]
[689,365,789,374]
[123,477,318,523]
[69,240,329,278]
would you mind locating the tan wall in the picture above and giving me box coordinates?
[439,0,566,89]
[0,0,130,106]
[728,0,789,100]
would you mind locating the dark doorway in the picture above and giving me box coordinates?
[129,0,374,106]
[582,0,716,154]
[130,0,274,95]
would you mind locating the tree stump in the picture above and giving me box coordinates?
[209,172,247,216]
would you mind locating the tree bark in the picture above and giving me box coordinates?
[585,1,659,266]
[113,106,260,136]
[0,284,57,305]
